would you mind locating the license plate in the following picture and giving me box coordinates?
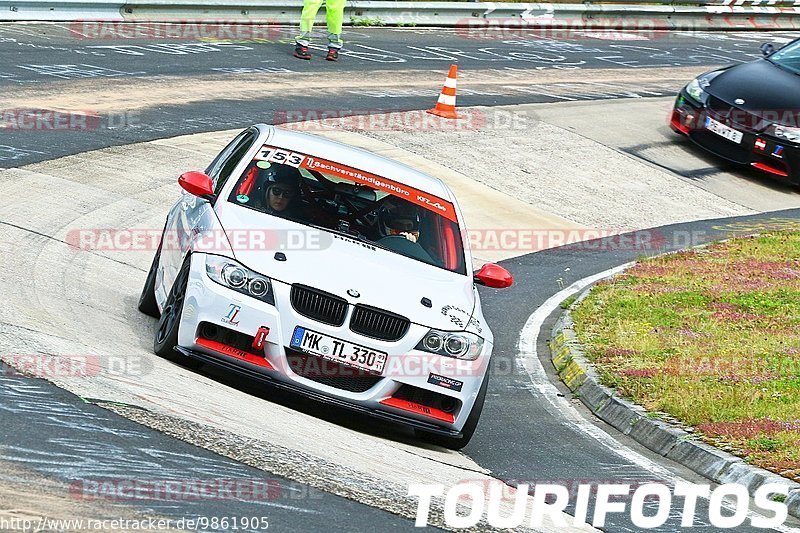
[290,326,387,374]
[705,116,743,144]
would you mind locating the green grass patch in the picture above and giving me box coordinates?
[561,294,578,309]
[572,232,800,481]
[350,16,385,27]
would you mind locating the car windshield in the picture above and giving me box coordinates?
[227,145,467,275]
[769,40,800,75]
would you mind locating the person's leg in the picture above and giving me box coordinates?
[294,0,324,58]
[324,0,345,51]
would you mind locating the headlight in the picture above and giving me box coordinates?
[416,329,484,360]
[205,255,274,305]
[222,264,247,288]
[767,124,800,144]
[685,77,708,103]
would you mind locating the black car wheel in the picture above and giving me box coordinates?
[416,367,489,450]
[153,258,202,370]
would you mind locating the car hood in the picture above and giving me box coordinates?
[708,59,800,125]
[219,207,476,331]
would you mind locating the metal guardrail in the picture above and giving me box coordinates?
[589,0,800,4]
[1,0,125,20]
[2,0,800,29]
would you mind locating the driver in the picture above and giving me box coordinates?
[379,199,421,243]
[261,165,301,216]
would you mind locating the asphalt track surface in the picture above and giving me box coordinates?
[0,362,421,532]
[0,24,798,167]
[2,23,800,532]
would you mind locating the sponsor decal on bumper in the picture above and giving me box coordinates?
[428,372,463,392]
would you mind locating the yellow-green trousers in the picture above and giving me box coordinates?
[295,0,345,49]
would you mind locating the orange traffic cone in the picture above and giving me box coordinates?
[427,64,459,120]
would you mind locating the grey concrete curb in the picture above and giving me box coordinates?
[3,0,800,30]
[549,286,800,519]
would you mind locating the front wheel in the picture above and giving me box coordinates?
[416,368,489,450]
[153,259,202,370]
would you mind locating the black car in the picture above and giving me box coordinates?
[671,38,800,186]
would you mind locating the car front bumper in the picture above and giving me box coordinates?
[670,91,800,185]
[176,253,492,436]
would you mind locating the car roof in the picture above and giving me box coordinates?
[257,124,454,201]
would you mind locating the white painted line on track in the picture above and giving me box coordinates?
[516,261,800,532]
[516,263,664,470]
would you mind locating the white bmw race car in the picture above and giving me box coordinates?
[138,125,513,448]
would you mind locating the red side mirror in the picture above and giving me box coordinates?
[178,171,214,198]
[474,263,513,289]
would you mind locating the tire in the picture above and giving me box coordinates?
[416,367,490,450]
[137,243,162,318]
[153,258,202,370]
